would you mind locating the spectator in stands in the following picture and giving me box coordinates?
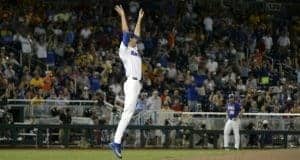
[278,32,291,48]
[205,58,218,75]
[185,78,199,112]
[259,120,272,148]
[31,89,45,118]
[109,79,122,96]
[146,90,161,111]
[34,36,47,59]
[7,52,20,67]
[0,47,8,68]
[4,64,16,81]
[42,71,54,92]
[209,90,224,112]
[13,32,33,58]
[291,100,300,113]
[30,71,44,89]
[246,122,259,147]
[0,0,298,119]
[89,72,101,93]
[203,74,215,92]
[240,61,250,84]
[171,89,183,104]
[277,32,291,60]
[77,71,91,90]
[80,26,92,40]
[80,86,91,100]
[136,92,147,114]
[161,89,172,110]
[59,108,72,146]
[262,32,273,54]
[203,14,213,40]
[246,75,258,90]
[236,79,246,93]
[170,98,183,112]
[166,63,177,81]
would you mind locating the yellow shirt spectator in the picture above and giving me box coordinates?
[30,77,44,88]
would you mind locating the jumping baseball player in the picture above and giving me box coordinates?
[109,5,144,159]
[224,94,242,150]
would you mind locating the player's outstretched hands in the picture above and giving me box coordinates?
[115,5,125,16]
[138,9,144,20]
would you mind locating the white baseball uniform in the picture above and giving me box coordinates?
[224,101,241,149]
[114,32,142,144]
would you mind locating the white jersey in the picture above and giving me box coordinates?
[119,42,142,80]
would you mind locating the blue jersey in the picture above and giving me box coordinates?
[226,102,241,120]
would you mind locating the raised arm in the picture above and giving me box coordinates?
[115,5,129,32]
[134,9,144,37]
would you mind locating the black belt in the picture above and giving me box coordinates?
[128,77,139,80]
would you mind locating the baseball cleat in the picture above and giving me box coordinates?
[109,142,122,159]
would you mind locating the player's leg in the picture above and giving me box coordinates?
[224,120,232,148]
[233,119,240,149]
[114,80,141,143]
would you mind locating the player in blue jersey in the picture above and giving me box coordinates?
[224,94,242,150]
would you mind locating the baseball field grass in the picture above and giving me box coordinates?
[0,148,299,160]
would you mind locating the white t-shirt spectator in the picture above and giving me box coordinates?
[53,28,63,36]
[35,42,47,58]
[203,16,213,32]
[205,59,218,74]
[146,95,162,110]
[277,35,290,47]
[4,67,15,79]
[247,78,258,89]
[204,79,215,91]
[167,67,177,79]
[230,72,237,83]
[158,37,168,46]
[80,28,92,39]
[109,83,122,96]
[34,26,46,35]
[262,35,273,50]
[237,83,246,92]
[13,34,32,54]
[129,1,140,13]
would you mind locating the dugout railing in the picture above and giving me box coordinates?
[1,99,300,149]
[0,124,300,149]
[135,111,300,130]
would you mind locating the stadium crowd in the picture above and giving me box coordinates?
[0,0,300,122]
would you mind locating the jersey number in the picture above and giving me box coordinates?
[131,51,139,56]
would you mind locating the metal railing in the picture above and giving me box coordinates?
[2,99,300,149]
[5,99,119,125]
[0,124,299,149]
[135,111,300,130]
[7,99,97,120]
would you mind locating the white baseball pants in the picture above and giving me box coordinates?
[224,118,240,149]
[114,78,142,144]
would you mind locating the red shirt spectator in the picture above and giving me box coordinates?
[171,99,183,112]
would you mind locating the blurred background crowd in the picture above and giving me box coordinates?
[0,0,300,119]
